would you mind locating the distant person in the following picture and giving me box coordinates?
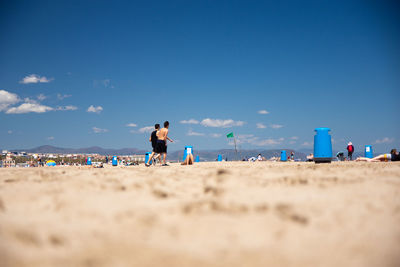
[155,121,173,166]
[248,156,257,162]
[306,153,314,162]
[290,151,294,161]
[181,153,194,165]
[336,152,345,161]
[145,124,161,167]
[356,149,400,162]
[347,142,354,161]
[257,154,263,161]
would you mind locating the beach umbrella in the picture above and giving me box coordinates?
[46,160,56,166]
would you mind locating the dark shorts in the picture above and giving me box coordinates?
[152,145,156,153]
[155,140,167,153]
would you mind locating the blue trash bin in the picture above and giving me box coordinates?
[217,154,222,161]
[365,145,373,158]
[281,150,287,162]
[112,156,118,166]
[313,127,333,163]
[145,152,152,165]
[183,146,193,161]
[195,155,200,162]
[87,157,92,165]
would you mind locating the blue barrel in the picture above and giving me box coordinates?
[183,146,193,161]
[280,150,287,161]
[313,127,332,163]
[145,152,152,165]
[365,145,373,158]
[195,155,200,162]
[112,156,118,166]
[217,154,222,161]
[87,157,92,165]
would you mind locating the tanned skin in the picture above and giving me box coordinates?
[157,123,173,165]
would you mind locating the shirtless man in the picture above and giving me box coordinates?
[155,121,173,166]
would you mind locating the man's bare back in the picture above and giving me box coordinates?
[157,128,168,141]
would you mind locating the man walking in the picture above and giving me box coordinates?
[145,124,160,167]
[347,142,354,161]
[155,121,173,166]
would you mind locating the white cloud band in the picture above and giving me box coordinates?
[201,118,245,128]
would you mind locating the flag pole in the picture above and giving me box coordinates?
[234,135,238,160]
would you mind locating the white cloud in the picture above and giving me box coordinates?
[258,110,269,114]
[290,136,299,140]
[102,79,110,87]
[23,97,39,104]
[187,129,205,136]
[374,137,394,144]
[6,103,53,114]
[126,123,137,127]
[201,118,245,128]
[180,119,199,124]
[93,79,114,88]
[138,126,154,133]
[1,90,76,114]
[87,105,103,113]
[256,123,267,129]
[56,105,78,111]
[92,127,108,133]
[270,124,283,129]
[210,133,222,138]
[231,134,284,147]
[0,90,20,111]
[302,141,312,147]
[20,74,52,84]
[47,136,54,140]
[258,138,284,146]
[57,94,72,100]
[37,94,47,101]
[231,134,258,145]
[7,130,12,134]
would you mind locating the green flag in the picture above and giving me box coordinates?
[226,132,234,138]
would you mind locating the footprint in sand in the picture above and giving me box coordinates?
[14,230,41,246]
[275,203,309,225]
[48,234,65,246]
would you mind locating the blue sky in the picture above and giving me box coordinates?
[1,0,399,153]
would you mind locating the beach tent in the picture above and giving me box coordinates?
[46,160,56,166]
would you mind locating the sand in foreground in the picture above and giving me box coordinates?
[0,162,400,267]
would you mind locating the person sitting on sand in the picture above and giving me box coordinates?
[181,154,194,165]
[356,149,400,162]
[336,152,345,161]
[248,156,257,162]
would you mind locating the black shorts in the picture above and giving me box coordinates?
[155,140,167,153]
[152,146,156,153]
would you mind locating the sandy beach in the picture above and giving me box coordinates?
[0,162,399,267]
